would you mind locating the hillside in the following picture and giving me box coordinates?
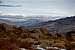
[0,23,74,50]
[34,16,75,33]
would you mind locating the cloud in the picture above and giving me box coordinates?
[0,5,21,7]
[0,1,2,3]
[0,0,75,16]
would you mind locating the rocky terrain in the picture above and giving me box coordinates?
[0,23,74,50]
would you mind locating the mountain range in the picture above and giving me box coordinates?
[34,16,75,33]
[0,15,75,33]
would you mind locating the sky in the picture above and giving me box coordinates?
[0,0,75,17]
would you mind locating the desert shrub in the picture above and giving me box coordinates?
[0,38,19,50]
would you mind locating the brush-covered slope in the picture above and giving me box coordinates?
[0,23,68,50]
